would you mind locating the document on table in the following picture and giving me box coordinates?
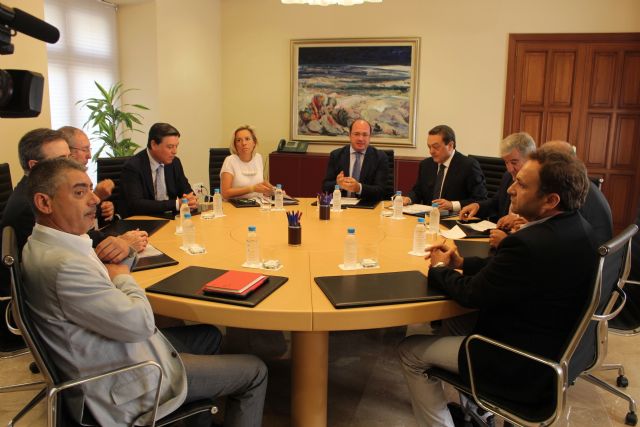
[441,226,467,240]
[403,204,433,215]
[338,197,360,206]
[138,244,163,258]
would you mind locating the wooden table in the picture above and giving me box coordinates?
[133,199,469,427]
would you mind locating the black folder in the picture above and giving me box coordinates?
[146,266,288,307]
[101,219,169,237]
[132,252,178,272]
[314,270,447,309]
[440,218,491,238]
[346,199,380,209]
[229,198,260,208]
[454,240,494,259]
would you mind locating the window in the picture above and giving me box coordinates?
[45,0,119,180]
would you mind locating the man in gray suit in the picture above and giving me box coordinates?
[22,158,267,426]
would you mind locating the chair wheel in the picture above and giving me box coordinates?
[28,362,39,374]
[618,375,629,388]
[625,411,637,426]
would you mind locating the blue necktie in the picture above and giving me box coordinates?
[352,152,362,181]
[155,164,168,201]
[433,164,446,199]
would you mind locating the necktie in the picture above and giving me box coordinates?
[155,164,168,201]
[433,164,446,199]
[352,152,362,181]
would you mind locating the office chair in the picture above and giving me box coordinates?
[2,226,218,426]
[0,162,12,222]
[426,224,638,427]
[589,175,604,190]
[96,156,132,218]
[381,149,395,200]
[468,155,506,199]
[209,148,231,192]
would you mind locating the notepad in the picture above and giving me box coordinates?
[202,270,268,296]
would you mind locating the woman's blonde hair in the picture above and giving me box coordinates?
[230,125,258,156]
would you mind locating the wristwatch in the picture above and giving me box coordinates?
[432,261,446,268]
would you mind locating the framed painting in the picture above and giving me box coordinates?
[291,37,420,147]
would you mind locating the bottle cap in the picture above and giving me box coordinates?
[276,184,282,189]
[182,198,188,203]
[215,188,220,194]
[347,227,355,234]
[396,190,402,195]
[418,217,425,223]
[335,184,339,190]
[184,213,192,219]
[432,203,438,208]
[248,225,256,232]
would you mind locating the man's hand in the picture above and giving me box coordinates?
[183,192,198,210]
[460,203,479,220]
[432,199,453,211]
[402,196,412,206]
[489,229,508,248]
[94,179,115,201]
[105,263,130,280]
[426,242,463,269]
[100,201,115,220]
[95,236,130,264]
[497,214,527,232]
[120,230,149,252]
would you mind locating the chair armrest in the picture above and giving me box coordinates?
[4,300,21,336]
[593,285,626,322]
[49,360,164,427]
[625,279,640,286]
[464,334,564,427]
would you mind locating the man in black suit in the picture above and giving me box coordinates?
[399,150,598,426]
[322,119,388,202]
[403,125,487,213]
[121,122,196,216]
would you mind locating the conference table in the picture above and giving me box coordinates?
[132,199,470,427]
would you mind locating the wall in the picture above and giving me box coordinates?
[0,0,52,185]
[118,0,223,190]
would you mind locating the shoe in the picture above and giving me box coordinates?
[447,402,482,427]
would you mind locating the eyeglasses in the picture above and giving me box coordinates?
[70,146,91,153]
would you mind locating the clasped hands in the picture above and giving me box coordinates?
[94,229,148,265]
[425,242,463,270]
[402,196,453,211]
[336,171,360,193]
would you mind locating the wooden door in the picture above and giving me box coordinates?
[504,34,640,232]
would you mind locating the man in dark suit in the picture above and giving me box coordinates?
[121,122,196,216]
[399,150,598,426]
[322,119,388,202]
[460,132,536,223]
[403,125,487,213]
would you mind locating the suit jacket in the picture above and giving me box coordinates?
[407,151,487,207]
[429,211,598,405]
[579,181,613,247]
[121,150,193,216]
[22,224,187,426]
[476,171,512,221]
[322,145,388,202]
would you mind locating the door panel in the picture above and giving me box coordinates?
[620,52,640,107]
[549,51,576,107]
[584,114,610,168]
[589,52,617,107]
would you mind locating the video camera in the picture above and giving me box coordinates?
[0,2,59,118]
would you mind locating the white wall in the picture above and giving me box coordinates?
[0,0,52,184]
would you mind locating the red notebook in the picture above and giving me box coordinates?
[201,271,268,296]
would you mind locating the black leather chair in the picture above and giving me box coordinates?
[382,149,394,199]
[468,155,506,199]
[427,224,638,427]
[209,148,230,193]
[0,163,13,222]
[96,156,131,218]
[2,226,217,426]
[589,175,604,190]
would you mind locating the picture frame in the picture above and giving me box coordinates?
[291,37,420,147]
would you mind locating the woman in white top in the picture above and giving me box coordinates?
[220,125,274,199]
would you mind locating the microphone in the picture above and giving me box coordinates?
[0,3,60,44]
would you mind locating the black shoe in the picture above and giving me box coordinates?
[447,402,482,427]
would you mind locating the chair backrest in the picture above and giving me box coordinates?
[589,175,604,190]
[96,156,131,218]
[568,224,638,380]
[381,149,394,199]
[468,155,506,199]
[0,163,13,222]
[209,148,230,193]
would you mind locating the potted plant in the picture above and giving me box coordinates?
[77,81,149,160]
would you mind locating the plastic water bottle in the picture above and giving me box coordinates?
[393,191,403,219]
[412,217,427,253]
[332,184,342,212]
[182,213,196,248]
[246,225,260,266]
[179,197,189,230]
[274,184,284,210]
[343,227,358,268]
[213,188,223,217]
[429,202,440,234]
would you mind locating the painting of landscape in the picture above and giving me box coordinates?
[291,38,420,147]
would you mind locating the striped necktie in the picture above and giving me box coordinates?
[155,164,168,201]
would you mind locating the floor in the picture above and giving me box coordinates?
[1,326,638,427]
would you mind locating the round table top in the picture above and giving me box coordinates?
[134,199,469,331]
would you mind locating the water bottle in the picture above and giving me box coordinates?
[213,188,223,217]
[429,202,440,234]
[332,184,342,212]
[343,227,358,268]
[412,217,427,253]
[179,197,189,231]
[274,184,284,210]
[182,213,196,248]
[393,190,403,219]
[246,225,260,266]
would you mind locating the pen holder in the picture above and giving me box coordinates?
[288,226,301,246]
[319,204,330,220]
